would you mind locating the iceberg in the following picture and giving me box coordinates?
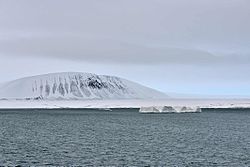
[179,106,202,113]
[139,106,201,113]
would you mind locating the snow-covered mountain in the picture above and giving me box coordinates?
[0,72,167,100]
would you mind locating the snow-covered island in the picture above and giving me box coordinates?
[0,72,249,112]
[0,72,167,100]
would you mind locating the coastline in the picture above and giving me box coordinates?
[0,99,250,109]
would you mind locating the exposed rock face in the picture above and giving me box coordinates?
[0,72,168,100]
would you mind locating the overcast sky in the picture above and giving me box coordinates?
[0,0,250,96]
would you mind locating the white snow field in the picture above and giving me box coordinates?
[0,72,167,100]
[0,99,249,110]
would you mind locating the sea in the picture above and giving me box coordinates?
[0,108,250,166]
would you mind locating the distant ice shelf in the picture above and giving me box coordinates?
[0,99,249,111]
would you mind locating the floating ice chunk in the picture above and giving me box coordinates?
[139,106,201,113]
[160,106,177,112]
[140,106,160,113]
[139,106,176,113]
[179,106,201,113]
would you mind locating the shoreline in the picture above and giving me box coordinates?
[0,99,250,110]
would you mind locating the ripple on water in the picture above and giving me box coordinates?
[0,109,250,166]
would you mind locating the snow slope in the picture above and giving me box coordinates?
[0,72,168,100]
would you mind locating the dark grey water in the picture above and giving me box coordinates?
[0,109,250,166]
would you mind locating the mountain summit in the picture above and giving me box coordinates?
[0,72,167,100]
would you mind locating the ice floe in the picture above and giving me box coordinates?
[139,106,201,113]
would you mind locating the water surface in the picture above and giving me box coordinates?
[0,109,250,166]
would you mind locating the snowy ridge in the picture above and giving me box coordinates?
[0,72,167,100]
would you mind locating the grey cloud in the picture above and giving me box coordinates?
[0,0,249,65]
[0,0,250,52]
[0,35,238,65]
[0,35,249,65]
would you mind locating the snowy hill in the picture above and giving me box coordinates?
[0,72,167,100]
